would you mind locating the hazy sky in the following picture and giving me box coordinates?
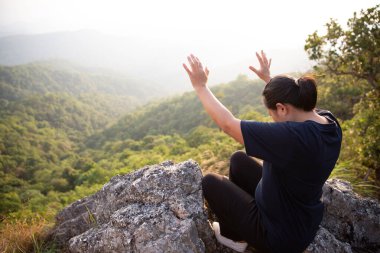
[1,0,377,49]
[0,0,378,85]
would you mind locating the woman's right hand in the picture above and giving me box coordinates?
[249,50,272,84]
[183,54,209,91]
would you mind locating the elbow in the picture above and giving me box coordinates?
[220,118,235,135]
[219,117,244,145]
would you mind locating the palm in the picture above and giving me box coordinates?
[249,50,271,83]
[183,54,209,89]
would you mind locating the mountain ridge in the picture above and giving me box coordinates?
[0,30,313,91]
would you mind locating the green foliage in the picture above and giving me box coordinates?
[315,74,370,119]
[1,7,380,247]
[0,60,159,102]
[306,5,380,197]
[0,61,268,222]
[86,76,266,148]
[305,4,379,91]
[85,205,98,228]
[0,60,157,219]
[0,192,22,214]
[337,90,380,190]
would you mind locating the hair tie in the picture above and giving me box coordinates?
[294,78,300,87]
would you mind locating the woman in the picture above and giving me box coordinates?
[183,51,342,253]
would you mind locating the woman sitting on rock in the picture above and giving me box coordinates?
[183,51,342,253]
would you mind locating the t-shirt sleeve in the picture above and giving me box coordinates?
[240,120,295,166]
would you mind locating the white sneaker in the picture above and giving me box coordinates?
[212,222,248,252]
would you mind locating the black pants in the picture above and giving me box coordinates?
[202,151,272,253]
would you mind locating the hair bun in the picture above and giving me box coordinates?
[297,76,317,111]
[262,75,318,111]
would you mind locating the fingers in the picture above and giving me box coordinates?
[189,54,200,70]
[186,54,208,74]
[193,55,204,70]
[183,63,192,76]
[187,56,194,65]
[196,57,203,69]
[256,52,264,67]
[261,50,269,66]
[249,66,259,75]
[187,56,196,71]
[268,58,272,68]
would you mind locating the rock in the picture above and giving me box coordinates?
[51,160,217,253]
[303,178,380,253]
[304,227,352,253]
[320,179,380,253]
[51,161,380,253]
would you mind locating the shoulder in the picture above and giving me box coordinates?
[314,108,342,136]
[241,120,293,132]
[240,120,297,142]
[315,109,341,125]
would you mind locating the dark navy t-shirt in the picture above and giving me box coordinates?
[240,110,342,253]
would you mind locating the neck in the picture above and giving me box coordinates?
[290,109,327,124]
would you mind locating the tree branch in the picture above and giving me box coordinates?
[326,65,364,79]
[325,65,379,90]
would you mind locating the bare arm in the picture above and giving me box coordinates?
[183,55,243,144]
[182,52,272,145]
[194,87,243,144]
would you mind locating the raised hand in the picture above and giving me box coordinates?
[183,54,209,90]
[249,50,272,83]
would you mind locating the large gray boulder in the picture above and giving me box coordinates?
[52,160,216,252]
[304,226,352,253]
[304,179,380,253]
[51,160,380,253]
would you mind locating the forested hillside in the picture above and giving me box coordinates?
[0,60,166,221]
[0,59,163,106]
[86,75,267,147]
[80,76,270,180]
[0,62,274,252]
[0,62,272,251]
[1,4,379,253]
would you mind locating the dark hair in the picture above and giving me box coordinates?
[262,75,317,111]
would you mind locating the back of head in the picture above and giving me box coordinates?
[262,75,317,111]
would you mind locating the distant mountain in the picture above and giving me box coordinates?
[0,30,188,92]
[0,30,313,92]
[0,60,167,136]
[0,30,136,66]
[0,59,164,102]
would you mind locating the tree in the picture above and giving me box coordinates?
[305,4,379,92]
[305,5,380,188]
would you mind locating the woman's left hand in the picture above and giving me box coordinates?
[249,50,272,84]
[183,54,209,90]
